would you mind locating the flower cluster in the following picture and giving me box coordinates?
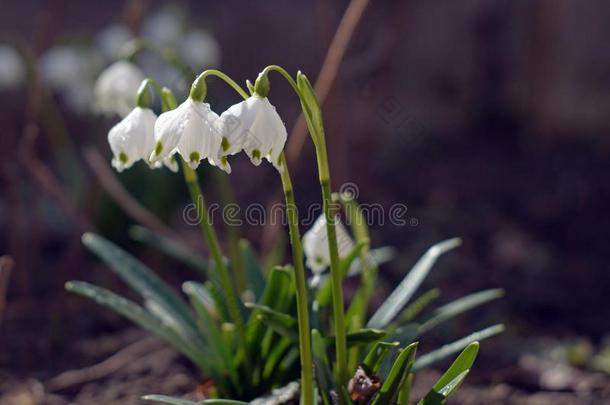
[105,67,287,174]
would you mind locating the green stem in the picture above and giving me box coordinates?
[212,170,246,293]
[263,65,349,389]
[278,153,314,405]
[320,177,348,385]
[180,162,244,332]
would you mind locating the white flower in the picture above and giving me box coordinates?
[0,45,25,90]
[40,46,100,114]
[143,7,183,47]
[303,214,354,274]
[180,29,220,69]
[96,24,133,61]
[151,98,222,170]
[40,46,86,90]
[218,96,287,171]
[94,61,145,118]
[107,107,157,172]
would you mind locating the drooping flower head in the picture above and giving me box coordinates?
[150,97,222,170]
[215,72,287,172]
[107,106,157,172]
[94,60,145,117]
[303,214,354,274]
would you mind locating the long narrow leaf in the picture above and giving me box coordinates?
[371,342,418,405]
[247,303,298,340]
[239,239,266,300]
[66,281,209,372]
[129,226,207,274]
[418,289,504,334]
[330,328,386,348]
[368,238,461,329]
[311,329,333,405]
[142,395,201,405]
[413,324,504,371]
[432,342,479,393]
[183,282,237,387]
[363,341,400,374]
[82,233,197,334]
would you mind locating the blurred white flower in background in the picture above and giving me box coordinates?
[142,6,184,47]
[0,45,25,90]
[303,215,355,275]
[180,29,221,69]
[40,45,101,113]
[93,60,145,118]
[96,24,134,62]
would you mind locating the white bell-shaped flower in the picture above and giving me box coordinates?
[107,107,157,172]
[94,60,145,118]
[303,214,354,274]
[218,96,287,171]
[150,98,222,170]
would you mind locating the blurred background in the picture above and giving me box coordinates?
[1,0,609,403]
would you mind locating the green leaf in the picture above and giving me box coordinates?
[183,282,237,387]
[203,400,250,405]
[413,324,504,371]
[66,281,208,372]
[417,370,470,405]
[239,239,266,300]
[432,342,478,391]
[397,372,413,405]
[311,329,333,405]
[247,303,298,340]
[399,288,441,323]
[418,289,504,334]
[142,395,201,405]
[363,341,400,374]
[246,266,292,347]
[262,337,292,380]
[330,328,386,348]
[368,238,462,329]
[82,233,197,335]
[371,342,418,405]
[129,226,207,275]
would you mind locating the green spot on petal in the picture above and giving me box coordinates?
[189,151,200,163]
[119,152,128,164]
[252,149,261,160]
[221,137,230,152]
[154,142,163,156]
[220,156,228,166]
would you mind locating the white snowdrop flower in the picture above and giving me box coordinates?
[96,24,133,61]
[303,214,354,274]
[93,60,145,118]
[219,95,287,171]
[151,98,222,170]
[0,45,25,90]
[180,29,220,69]
[107,106,157,172]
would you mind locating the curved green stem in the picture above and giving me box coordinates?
[260,65,300,94]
